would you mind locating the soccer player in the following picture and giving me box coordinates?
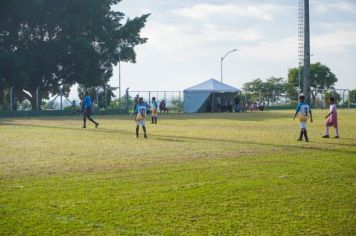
[134,97,147,138]
[82,94,99,129]
[151,97,158,124]
[323,97,339,138]
[293,95,313,142]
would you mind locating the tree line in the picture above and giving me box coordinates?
[242,62,356,106]
[0,0,149,110]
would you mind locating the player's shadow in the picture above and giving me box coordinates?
[162,112,291,122]
[0,121,132,135]
[323,142,356,147]
[151,133,356,155]
[154,137,191,143]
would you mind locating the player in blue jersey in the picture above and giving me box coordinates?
[134,97,147,138]
[293,95,313,142]
[151,97,158,124]
[82,95,99,128]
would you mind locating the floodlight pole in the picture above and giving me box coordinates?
[298,54,313,97]
[298,62,302,97]
[303,0,311,105]
[105,84,108,110]
[220,49,238,83]
[118,48,122,113]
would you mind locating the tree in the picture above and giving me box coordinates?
[243,77,286,106]
[324,90,341,107]
[242,78,264,101]
[350,89,356,104]
[286,67,299,101]
[286,62,337,105]
[264,77,286,105]
[0,0,149,110]
[77,84,116,110]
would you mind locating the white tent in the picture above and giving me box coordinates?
[183,78,241,113]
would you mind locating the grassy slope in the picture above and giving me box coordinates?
[0,110,355,235]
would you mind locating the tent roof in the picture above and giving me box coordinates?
[184,78,240,93]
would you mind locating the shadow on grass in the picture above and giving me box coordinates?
[323,142,356,147]
[1,121,355,156]
[157,112,292,122]
[0,111,292,123]
[152,134,356,155]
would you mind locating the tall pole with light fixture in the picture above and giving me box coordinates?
[220,49,238,83]
[303,0,311,105]
[118,48,122,113]
[298,54,313,97]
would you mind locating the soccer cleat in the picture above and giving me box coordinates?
[297,138,302,141]
[334,136,339,139]
[322,135,330,138]
[144,134,147,138]
[82,126,86,128]
[95,123,99,128]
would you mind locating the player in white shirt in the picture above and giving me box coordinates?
[323,97,339,138]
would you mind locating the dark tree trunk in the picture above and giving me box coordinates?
[312,94,316,108]
[23,91,41,110]
[30,96,37,110]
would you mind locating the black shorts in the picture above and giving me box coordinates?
[84,107,92,116]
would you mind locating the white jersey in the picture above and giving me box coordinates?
[329,104,337,113]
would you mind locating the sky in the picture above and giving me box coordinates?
[108,0,356,94]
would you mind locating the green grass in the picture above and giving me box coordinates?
[0,110,355,235]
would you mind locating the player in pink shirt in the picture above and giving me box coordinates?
[323,97,339,138]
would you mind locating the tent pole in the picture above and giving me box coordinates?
[212,93,215,112]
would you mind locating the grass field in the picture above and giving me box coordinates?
[0,110,355,235]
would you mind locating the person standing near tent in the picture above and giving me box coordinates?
[217,97,222,112]
[234,94,241,112]
[82,94,99,128]
[151,97,158,124]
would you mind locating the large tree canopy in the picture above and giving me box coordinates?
[286,62,337,103]
[0,0,149,110]
[243,77,286,105]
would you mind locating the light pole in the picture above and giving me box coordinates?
[303,0,311,105]
[298,54,313,97]
[220,49,238,83]
[118,48,122,113]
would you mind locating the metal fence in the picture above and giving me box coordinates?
[0,86,184,114]
[1,86,355,114]
[125,90,183,113]
[241,88,354,110]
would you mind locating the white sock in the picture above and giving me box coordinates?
[335,127,339,137]
[325,126,329,135]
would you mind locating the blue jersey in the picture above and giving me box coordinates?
[296,102,310,121]
[135,103,147,117]
[84,96,92,108]
[151,100,158,109]
[135,103,147,114]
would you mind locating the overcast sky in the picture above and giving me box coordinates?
[109,0,356,93]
